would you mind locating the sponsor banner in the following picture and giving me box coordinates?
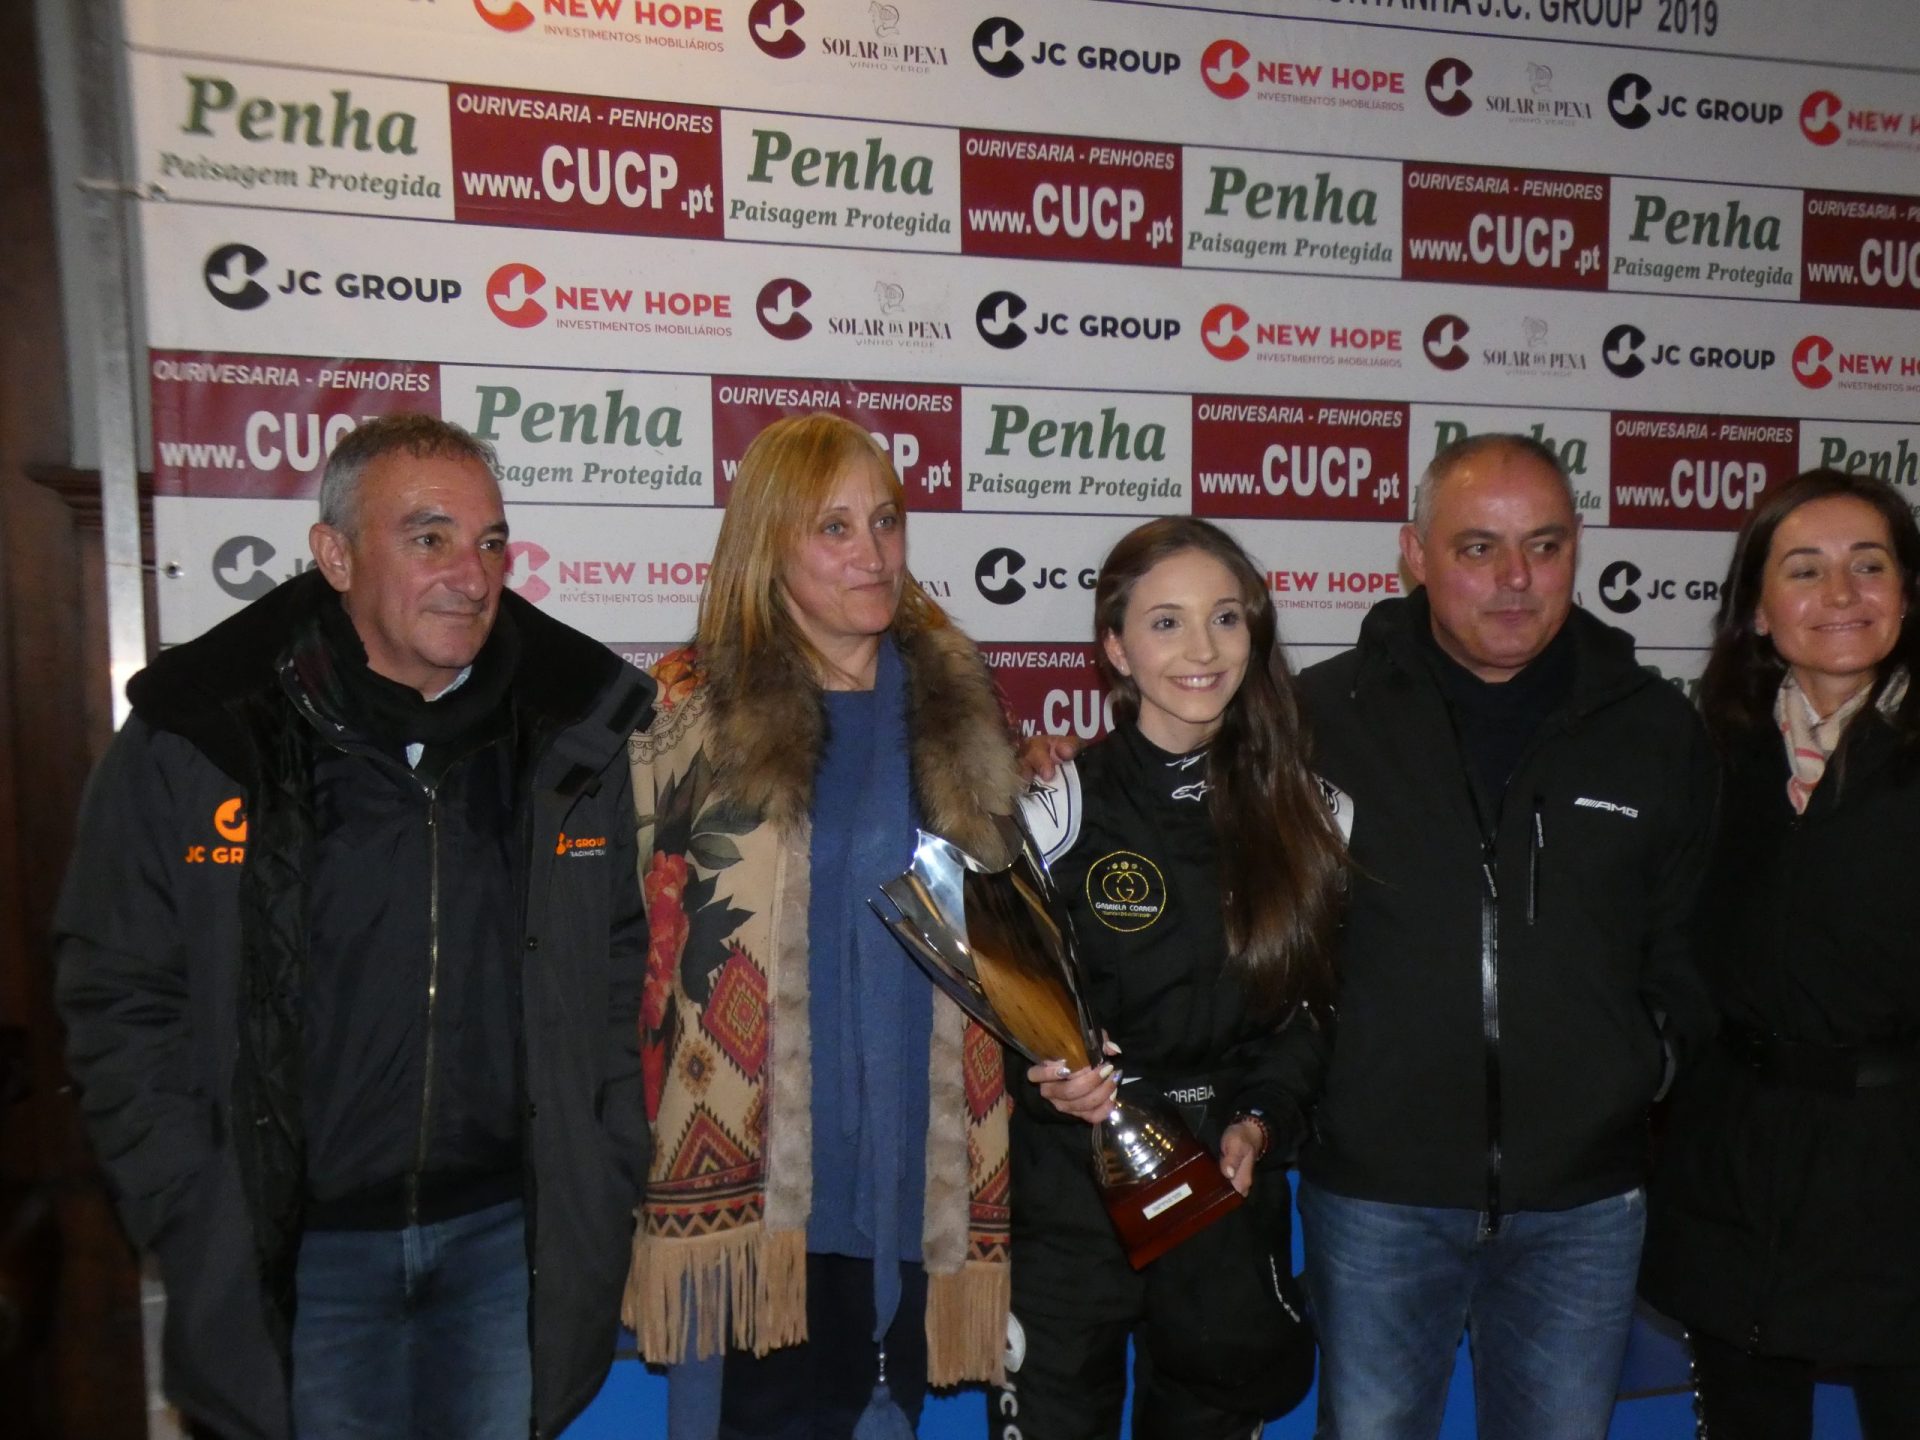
[1198,297,1410,376]
[1191,395,1409,521]
[449,84,722,237]
[151,351,439,498]
[500,504,724,638]
[913,512,1146,641]
[977,642,1111,740]
[155,493,727,648]
[142,205,1920,421]
[724,112,957,252]
[1201,1,1919,73]
[1798,419,1920,499]
[131,53,452,219]
[959,129,1179,265]
[1414,308,1590,388]
[1579,527,1738,651]
[1609,412,1798,531]
[1788,330,1920,398]
[924,514,1400,647]
[124,2,1920,189]
[1233,519,1407,646]
[1403,162,1608,290]
[155,495,322,643]
[1407,403,1610,525]
[1183,149,1400,278]
[443,366,713,503]
[959,388,1191,516]
[147,205,750,367]
[608,642,676,673]
[1609,178,1800,299]
[1197,38,1409,115]
[1795,83,1920,160]
[708,376,962,508]
[127,0,1920,81]
[1800,190,1920,310]
[477,0,732,53]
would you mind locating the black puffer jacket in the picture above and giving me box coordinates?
[55,572,653,1440]
[1642,713,1920,1366]
[1298,594,1717,1213]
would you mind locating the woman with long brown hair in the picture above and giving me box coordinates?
[623,412,1021,1438]
[1641,467,1920,1438]
[1000,516,1348,1439]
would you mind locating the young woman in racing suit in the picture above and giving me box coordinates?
[996,517,1349,1440]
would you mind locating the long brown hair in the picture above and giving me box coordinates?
[1092,518,1346,1015]
[696,412,946,673]
[1700,466,1920,751]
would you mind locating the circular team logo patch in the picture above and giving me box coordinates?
[1086,850,1169,933]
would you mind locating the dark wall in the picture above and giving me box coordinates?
[0,4,150,1436]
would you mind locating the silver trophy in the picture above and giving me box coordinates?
[872,814,1240,1268]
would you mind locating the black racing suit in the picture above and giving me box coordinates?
[992,723,1327,1440]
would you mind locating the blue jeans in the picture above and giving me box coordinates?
[291,1198,532,1440]
[1298,1181,1645,1440]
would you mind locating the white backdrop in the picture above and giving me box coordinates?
[126,0,1920,738]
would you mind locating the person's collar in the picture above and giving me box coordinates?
[1120,720,1213,805]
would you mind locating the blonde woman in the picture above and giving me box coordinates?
[624,413,1019,1438]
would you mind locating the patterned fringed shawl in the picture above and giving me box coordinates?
[622,621,1020,1385]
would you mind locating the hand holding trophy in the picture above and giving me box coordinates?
[872,813,1242,1268]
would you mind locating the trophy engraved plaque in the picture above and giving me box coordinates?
[873,813,1241,1269]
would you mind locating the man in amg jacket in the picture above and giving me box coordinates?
[54,415,654,1440]
[1295,433,1716,1440]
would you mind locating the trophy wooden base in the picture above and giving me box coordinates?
[1104,1143,1244,1270]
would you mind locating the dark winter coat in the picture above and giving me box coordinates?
[54,572,654,1440]
[1641,712,1920,1366]
[1298,593,1717,1214]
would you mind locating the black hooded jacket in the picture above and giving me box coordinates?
[1297,593,1716,1214]
[54,572,654,1440]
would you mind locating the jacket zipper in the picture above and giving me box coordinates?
[1479,844,1503,1223]
[1527,797,1545,927]
[407,782,442,1228]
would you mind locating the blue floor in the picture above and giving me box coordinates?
[565,1343,1868,1438]
[570,1179,1867,1439]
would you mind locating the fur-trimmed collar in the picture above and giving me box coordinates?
[700,623,1019,863]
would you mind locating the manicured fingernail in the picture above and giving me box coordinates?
[1096,1062,1114,1079]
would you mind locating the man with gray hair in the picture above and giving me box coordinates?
[1294,433,1716,1439]
[55,414,654,1439]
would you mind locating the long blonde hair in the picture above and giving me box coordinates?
[696,412,946,673]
